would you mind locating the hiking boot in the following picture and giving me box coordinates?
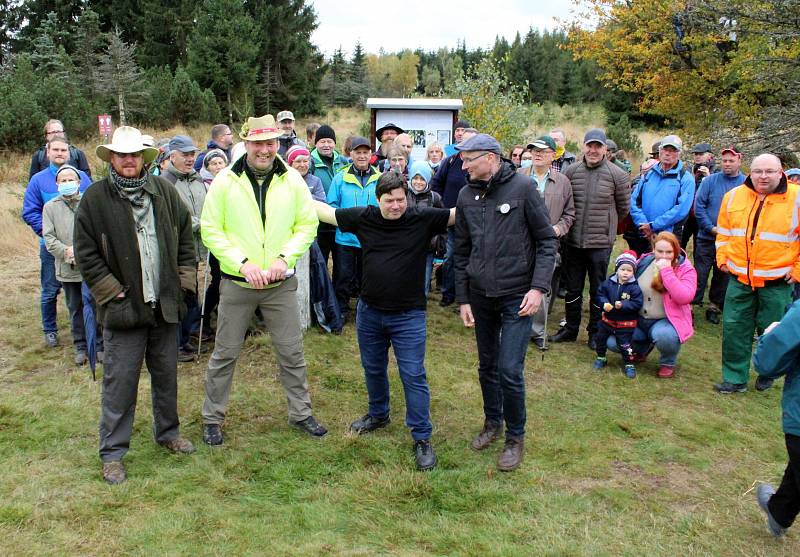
[624,364,636,379]
[75,351,88,366]
[44,331,58,348]
[414,439,437,471]
[757,484,787,538]
[497,436,524,472]
[548,327,577,343]
[705,308,721,325]
[531,337,547,350]
[755,376,774,392]
[178,348,196,362]
[350,414,390,435]
[293,415,328,437]
[714,381,747,394]
[471,420,504,451]
[657,365,675,379]
[593,356,608,370]
[159,437,196,454]
[203,424,223,446]
[102,460,126,484]
[630,352,648,363]
[587,335,597,351]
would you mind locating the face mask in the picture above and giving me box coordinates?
[429,161,440,168]
[520,160,532,168]
[58,181,80,197]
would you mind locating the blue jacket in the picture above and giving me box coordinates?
[430,153,467,209]
[693,171,746,240]
[325,164,380,248]
[630,160,695,233]
[22,165,92,242]
[596,274,644,324]
[309,148,348,195]
[753,299,800,437]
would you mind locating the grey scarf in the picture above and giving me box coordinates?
[110,167,149,208]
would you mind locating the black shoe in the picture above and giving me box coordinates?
[705,309,720,325]
[414,439,437,471]
[293,415,328,437]
[350,414,390,434]
[178,349,196,362]
[755,376,774,392]
[587,336,597,351]
[557,287,566,299]
[203,424,223,445]
[549,327,577,343]
[531,337,547,350]
[714,381,747,394]
[439,297,454,307]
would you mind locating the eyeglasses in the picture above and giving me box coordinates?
[461,152,489,164]
[750,169,782,176]
[46,129,65,135]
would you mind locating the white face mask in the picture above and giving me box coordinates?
[58,181,80,196]
[520,159,533,168]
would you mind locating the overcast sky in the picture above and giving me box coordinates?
[310,0,576,57]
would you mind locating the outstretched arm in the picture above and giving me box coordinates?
[314,200,338,226]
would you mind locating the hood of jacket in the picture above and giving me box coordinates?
[743,173,788,195]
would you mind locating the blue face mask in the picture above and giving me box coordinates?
[58,181,80,197]
[520,159,533,168]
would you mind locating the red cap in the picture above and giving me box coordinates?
[720,144,742,156]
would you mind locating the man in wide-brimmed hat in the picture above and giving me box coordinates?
[200,114,327,446]
[371,122,403,166]
[73,126,198,485]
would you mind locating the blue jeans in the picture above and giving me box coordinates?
[440,229,455,301]
[40,242,62,334]
[606,317,681,366]
[424,252,434,298]
[470,291,532,438]
[356,299,432,441]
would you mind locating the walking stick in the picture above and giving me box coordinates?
[196,251,212,361]
[540,292,550,361]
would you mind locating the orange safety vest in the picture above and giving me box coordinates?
[715,179,800,288]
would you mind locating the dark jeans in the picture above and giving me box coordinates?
[40,242,62,334]
[607,317,682,366]
[201,254,221,328]
[356,300,432,441]
[594,321,635,362]
[470,290,532,438]
[562,245,612,337]
[317,225,337,267]
[440,229,456,302]
[179,290,201,347]
[692,238,728,308]
[333,243,363,317]
[769,433,800,529]
[679,213,697,250]
[99,312,180,462]
[62,281,90,352]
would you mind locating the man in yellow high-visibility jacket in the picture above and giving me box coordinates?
[714,153,800,394]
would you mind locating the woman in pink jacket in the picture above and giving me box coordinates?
[606,231,697,378]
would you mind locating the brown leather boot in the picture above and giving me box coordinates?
[496,436,524,471]
[471,420,504,451]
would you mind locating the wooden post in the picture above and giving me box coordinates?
[295,251,311,330]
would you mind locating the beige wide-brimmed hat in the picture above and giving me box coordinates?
[96,126,159,164]
[239,115,283,141]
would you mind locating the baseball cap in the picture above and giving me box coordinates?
[720,144,742,156]
[349,136,371,151]
[583,128,607,146]
[786,168,800,178]
[168,135,199,153]
[691,142,713,154]
[527,135,557,151]
[660,135,683,150]
[276,110,295,122]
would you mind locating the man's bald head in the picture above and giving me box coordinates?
[749,153,784,195]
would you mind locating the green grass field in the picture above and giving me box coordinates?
[1,242,799,556]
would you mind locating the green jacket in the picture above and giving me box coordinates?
[74,173,196,330]
[753,299,800,436]
[42,194,82,282]
[309,148,348,195]
[162,163,207,261]
[201,154,318,285]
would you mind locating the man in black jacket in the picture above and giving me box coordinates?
[74,126,197,485]
[29,119,92,179]
[454,134,557,472]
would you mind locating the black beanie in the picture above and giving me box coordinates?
[315,124,336,145]
[455,119,471,129]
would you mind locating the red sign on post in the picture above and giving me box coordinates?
[98,114,112,135]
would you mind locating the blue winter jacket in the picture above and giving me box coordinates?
[693,171,746,241]
[325,164,380,248]
[22,165,92,242]
[430,153,467,209]
[630,160,695,233]
[596,274,644,324]
[753,299,800,436]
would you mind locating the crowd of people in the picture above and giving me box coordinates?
[20,114,800,538]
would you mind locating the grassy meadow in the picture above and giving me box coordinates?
[1,110,796,555]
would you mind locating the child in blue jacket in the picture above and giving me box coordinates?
[594,251,644,378]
